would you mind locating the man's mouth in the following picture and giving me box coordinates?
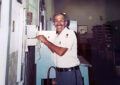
[56,25,63,28]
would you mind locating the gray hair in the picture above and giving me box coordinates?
[52,13,69,22]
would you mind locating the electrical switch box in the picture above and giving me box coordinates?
[26,25,38,46]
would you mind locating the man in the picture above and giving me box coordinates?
[36,13,82,85]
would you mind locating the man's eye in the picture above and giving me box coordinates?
[60,20,65,22]
[54,20,64,22]
[54,20,58,22]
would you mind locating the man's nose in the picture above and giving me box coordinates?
[57,21,61,25]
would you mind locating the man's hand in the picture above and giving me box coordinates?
[36,35,47,43]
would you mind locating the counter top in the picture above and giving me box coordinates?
[78,55,92,67]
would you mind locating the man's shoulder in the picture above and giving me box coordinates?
[65,28,75,34]
[68,30,76,36]
[63,29,76,39]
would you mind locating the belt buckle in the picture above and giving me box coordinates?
[68,69,72,71]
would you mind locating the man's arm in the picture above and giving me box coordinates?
[36,35,68,56]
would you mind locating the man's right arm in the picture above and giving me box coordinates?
[36,35,68,56]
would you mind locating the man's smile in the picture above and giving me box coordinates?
[56,25,63,28]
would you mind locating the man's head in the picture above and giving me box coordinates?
[53,13,68,34]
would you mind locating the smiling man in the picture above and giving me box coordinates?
[36,13,82,85]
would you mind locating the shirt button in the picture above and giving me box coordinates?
[59,41,61,45]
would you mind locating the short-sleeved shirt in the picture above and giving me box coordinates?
[51,27,80,68]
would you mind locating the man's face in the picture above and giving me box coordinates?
[53,14,67,34]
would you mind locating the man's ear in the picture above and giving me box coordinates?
[53,22,55,26]
[65,21,68,26]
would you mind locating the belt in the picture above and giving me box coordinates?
[56,65,79,72]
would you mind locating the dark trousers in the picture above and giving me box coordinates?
[56,68,82,85]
